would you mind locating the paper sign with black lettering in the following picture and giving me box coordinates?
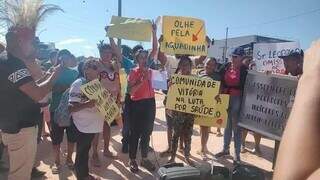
[194,94,229,128]
[106,16,152,42]
[81,79,120,125]
[160,16,207,56]
[165,75,220,117]
[253,42,300,74]
[238,71,298,141]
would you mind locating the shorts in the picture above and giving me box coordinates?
[50,112,77,145]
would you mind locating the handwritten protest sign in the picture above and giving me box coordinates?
[81,79,120,125]
[253,42,300,74]
[194,94,229,128]
[160,16,207,56]
[106,16,152,42]
[238,71,298,140]
[166,75,220,117]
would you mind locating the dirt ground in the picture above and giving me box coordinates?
[0,93,275,180]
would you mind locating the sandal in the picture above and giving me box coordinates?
[51,164,61,174]
[66,159,74,170]
[84,174,101,180]
[185,157,196,167]
[141,159,156,172]
[103,150,117,158]
[129,160,139,173]
[91,155,101,167]
[159,149,172,157]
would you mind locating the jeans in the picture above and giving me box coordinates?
[74,128,95,180]
[129,98,155,159]
[223,95,242,160]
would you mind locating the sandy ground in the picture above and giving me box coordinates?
[0,93,275,179]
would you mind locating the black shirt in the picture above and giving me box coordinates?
[0,54,41,134]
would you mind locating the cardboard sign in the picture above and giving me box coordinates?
[160,16,207,56]
[166,75,220,117]
[253,42,300,74]
[106,16,152,42]
[194,94,229,128]
[81,79,120,125]
[238,71,298,141]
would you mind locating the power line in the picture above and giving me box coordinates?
[230,8,320,30]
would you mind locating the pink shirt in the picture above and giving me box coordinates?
[128,67,154,101]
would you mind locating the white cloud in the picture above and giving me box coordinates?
[56,38,86,46]
[83,45,95,50]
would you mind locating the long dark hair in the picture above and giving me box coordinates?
[175,56,192,74]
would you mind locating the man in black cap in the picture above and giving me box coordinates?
[279,50,304,77]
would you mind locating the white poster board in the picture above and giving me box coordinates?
[253,42,300,74]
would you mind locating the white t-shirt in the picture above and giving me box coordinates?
[69,78,104,133]
[165,55,196,78]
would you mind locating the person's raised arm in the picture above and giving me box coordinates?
[157,35,167,67]
[148,21,158,60]
[19,65,62,102]
[274,39,320,180]
[109,37,122,72]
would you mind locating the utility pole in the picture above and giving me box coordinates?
[117,0,122,46]
[223,27,229,63]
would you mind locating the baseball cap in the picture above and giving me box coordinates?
[231,47,245,57]
[279,49,304,59]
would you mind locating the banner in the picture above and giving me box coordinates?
[238,71,298,141]
[106,16,152,42]
[166,75,220,117]
[81,79,120,125]
[194,94,229,128]
[253,42,300,74]
[160,16,207,56]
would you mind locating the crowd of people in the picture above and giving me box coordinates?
[0,1,319,180]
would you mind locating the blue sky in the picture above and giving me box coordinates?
[39,0,320,57]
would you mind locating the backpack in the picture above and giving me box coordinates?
[54,78,86,127]
[54,88,72,127]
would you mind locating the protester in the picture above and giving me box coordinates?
[127,47,158,173]
[241,57,262,154]
[50,49,79,174]
[279,50,304,77]
[197,57,222,159]
[0,2,62,179]
[157,36,211,157]
[274,39,320,180]
[120,23,158,154]
[90,37,122,167]
[167,56,196,166]
[69,59,103,180]
[215,47,248,165]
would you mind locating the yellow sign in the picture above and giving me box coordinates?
[119,68,127,102]
[160,16,207,56]
[166,75,220,117]
[81,79,120,125]
[106,16,152,42]
[194,94,229,128]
